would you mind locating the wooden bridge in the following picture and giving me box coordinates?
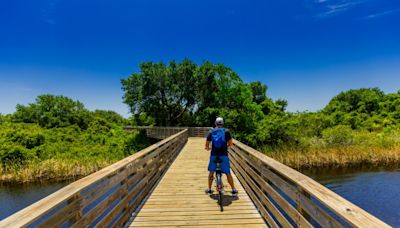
[0,128,390,227]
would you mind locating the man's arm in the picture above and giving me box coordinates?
[205,140,211,150]
[227,139,233,147]
[205,130,212,150]
[226,129,233,147]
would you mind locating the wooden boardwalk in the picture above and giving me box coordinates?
[128,137,266,227]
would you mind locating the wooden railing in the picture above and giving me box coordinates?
[0,129,188,228]
[229,139,390,228]
[188,127,211,137]
[124,126,211,139]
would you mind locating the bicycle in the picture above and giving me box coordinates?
[214,156,224,212]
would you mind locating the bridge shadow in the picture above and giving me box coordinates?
[208,193,239,207]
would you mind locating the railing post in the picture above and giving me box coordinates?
[296,187,311,223]
[68,194,83,225]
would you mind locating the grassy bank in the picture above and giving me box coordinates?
[260,126,400,169]
[265,146,400,169]
[0,158,115,183]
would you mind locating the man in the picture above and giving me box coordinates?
[205,117,238,196]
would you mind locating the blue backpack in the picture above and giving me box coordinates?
[211,128,226,149]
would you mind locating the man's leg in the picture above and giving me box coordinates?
[208,171,214,189]
[226,174,235,189]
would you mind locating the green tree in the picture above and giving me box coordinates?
[12,94,92,129]
[93,110,126,125]
[121,60,198,126]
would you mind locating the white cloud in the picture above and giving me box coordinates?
[312,0,365,18]
[364,9,397,19]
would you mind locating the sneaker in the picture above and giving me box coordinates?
[205,188,213,194]
[231,189,238,196]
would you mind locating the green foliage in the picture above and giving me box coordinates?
[12,94,92,129]
[93,110,127,125]
[322,125,354,147]
[322,88,400,130]
[121,59,198,126]
[248,81,267,104]
[0,144,34,166]
[124,130,149,156]
[1,95,150,172]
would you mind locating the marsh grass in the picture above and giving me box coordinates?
[0,158,115,183]
[261,129,400,169]
[265,146,400,169]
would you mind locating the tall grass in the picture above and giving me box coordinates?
[265,146,400,169]
[260,127,400,169]
[0,158,115,183]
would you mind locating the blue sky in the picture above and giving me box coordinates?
[1,0,399,117]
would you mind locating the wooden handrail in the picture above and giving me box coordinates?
[0,129,188,228]
[124,126,211,138]
[230,139,390,228]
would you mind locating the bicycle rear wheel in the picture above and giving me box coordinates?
[219,190,223,212]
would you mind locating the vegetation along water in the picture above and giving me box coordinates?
[0,95,151,183]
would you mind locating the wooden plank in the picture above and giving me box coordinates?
[136,225,266,228]
[138,206,257,212]
[134,213,262,221]
[72,182,128,227]
[115,153,173,228]
[38,196,81,228]
[135,210,259,217]
[129,218,266,227]
[81,167,128,208]
[95,163,159,227]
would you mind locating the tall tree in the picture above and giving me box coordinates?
[121,59,198,126]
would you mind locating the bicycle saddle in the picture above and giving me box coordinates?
[213,157,223,163]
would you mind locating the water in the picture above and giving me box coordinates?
[0,181,71,220]
[302,166,400,227]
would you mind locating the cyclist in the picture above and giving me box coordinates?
[205,117,238,196]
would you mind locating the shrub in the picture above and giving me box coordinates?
[0,143,36,165]
[322,125,354,147]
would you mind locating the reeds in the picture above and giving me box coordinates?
[0,159,114,183]
[264,146,400,169]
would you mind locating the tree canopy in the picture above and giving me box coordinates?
[121,59,266,127]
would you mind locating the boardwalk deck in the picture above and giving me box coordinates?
[128,137,266,227]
